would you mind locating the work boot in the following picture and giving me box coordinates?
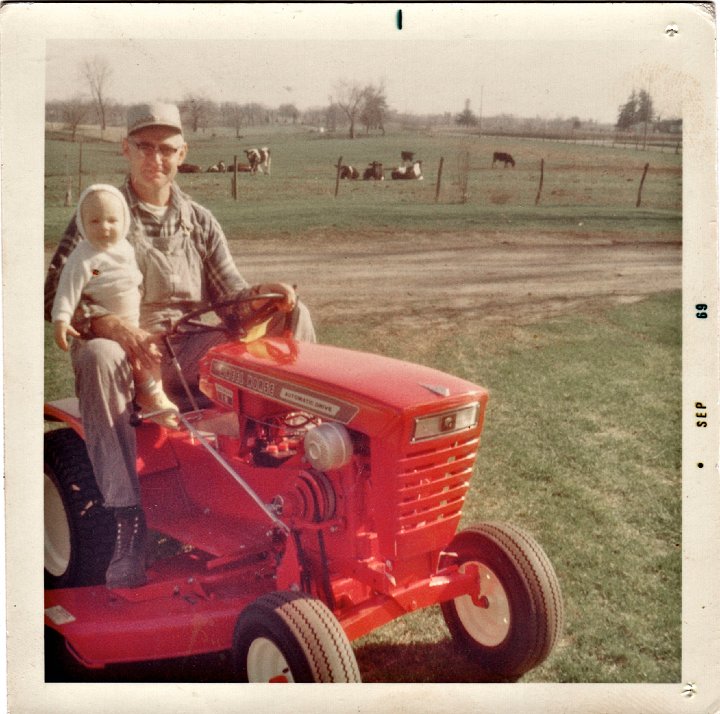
[105,506,148,589]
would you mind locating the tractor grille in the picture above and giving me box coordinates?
[389,433,480,558]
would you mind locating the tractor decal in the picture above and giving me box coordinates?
[210,359,360,423]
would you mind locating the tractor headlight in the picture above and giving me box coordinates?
[412,403,479,442]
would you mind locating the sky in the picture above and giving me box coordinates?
[43,4,692,125]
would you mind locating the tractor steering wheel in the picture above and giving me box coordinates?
[172,292,287,338]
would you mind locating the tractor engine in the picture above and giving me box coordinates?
[241,410,354,525]
[196,336,488,595]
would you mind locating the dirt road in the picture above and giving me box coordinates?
[234,230,682,334]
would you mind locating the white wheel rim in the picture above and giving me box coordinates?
[247,637,295,683]
[455,561,511,647]
[44,473,71,577]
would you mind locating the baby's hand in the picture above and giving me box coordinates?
[148,342,163,360]
[53,321,80,351]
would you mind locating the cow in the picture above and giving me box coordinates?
[363,161,384,181]
[206,161,227,173]
[339,165,359,179]
[245,147,271,175]
[400,151,415,163]
[226,163,253,173]
[391,160,423,180]
[492,152,515,168]
[178,163,201,173]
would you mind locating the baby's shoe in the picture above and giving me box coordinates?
[136,387,180,429]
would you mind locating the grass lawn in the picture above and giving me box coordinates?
[342,290,682,682]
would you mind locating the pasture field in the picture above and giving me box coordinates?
[44,124,681,243]
[43,125,682,683]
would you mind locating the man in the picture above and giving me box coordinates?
[44,102,315,589]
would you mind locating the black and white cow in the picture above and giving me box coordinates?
[207,160,227,173]
[339,165,359,179]
[245,147,271,175]
[391,160,423,180]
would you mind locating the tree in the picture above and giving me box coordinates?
[455,99,478,127]
[359,84,388,135]
[636,89,654,124]
[180,94,214,133]
[220,102,244,137]
[616,88,654,131]
[81,56,112,131]
[278,103,300,124]
[61,96,90,141]
[616,90,638,130]
[325,103,341,132]
[301,106,326,128]
[332,80,367,139]
[239,102,268,126]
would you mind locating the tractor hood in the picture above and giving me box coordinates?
[198,337,488,433]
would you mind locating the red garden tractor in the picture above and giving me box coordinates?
[44,296,563,682]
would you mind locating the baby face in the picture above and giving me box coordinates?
[81,190,126,250]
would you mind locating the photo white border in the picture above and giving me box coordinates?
[2,3,718,712]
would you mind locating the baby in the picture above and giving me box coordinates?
[51,184,179,428]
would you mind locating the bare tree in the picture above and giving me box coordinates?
[220,102,245,137]
[301,106,326,128]
[81,56,112,131]
[333,80,366,139]
[240,102,268,127]
[180,94,214,133]
[61,96,90,141]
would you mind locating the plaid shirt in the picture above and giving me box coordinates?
[45,178,249,334]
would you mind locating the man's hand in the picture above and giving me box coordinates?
[91,314,162,371]
[251,282,297,314]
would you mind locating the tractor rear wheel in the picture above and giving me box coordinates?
[440,522,563,680]
[233,591,361,682]
[44,428,115,588]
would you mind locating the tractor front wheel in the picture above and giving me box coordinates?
[233,591,361,682]
[440,522,563,680]
[44,429,115,588]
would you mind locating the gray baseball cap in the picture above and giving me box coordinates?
[127,102,182,136]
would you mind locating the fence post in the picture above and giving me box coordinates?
[435,156,444,202]
[77,139,83,196]
[458,151,470,204]
[232,155,238,200]
[535,158,544,205]
[636,162,650,207]
[334,156,343,197]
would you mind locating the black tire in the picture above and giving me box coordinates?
[233,591,361,682]
[440,522,563,680]
[44,428,115,588]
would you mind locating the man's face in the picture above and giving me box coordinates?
[122,126,187,202]
[81,190,126,251]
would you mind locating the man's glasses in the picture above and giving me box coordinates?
[129,140,182,159]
